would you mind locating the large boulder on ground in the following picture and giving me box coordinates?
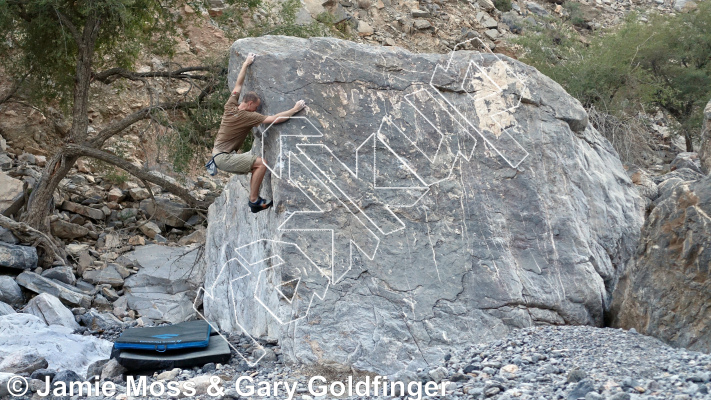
[0,171,23,214]
[16,271,93,308]
[0,301,14,316]
[0,242,38,270]
[123,244,206,323]
[24,293,80,329]
[670,152,703,174]
[79,310,123,331]
[140,196,195,228]
[0,313,112,377]
[60,200,105,221]
[698,99,711,174]
[50,219,89,239]
[0,227,19,244]
[82,264,125,288]
[41,266,77,286]
[0,351,48,374]
[202,37,643,375]
[0,275,24,307]
[611,173,711,353]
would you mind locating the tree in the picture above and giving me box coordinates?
[634,5,711,151]
[515,4,711,152]
[0,0,221,241]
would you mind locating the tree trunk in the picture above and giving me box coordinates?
[23,150,80,230]
[684,129,694,152]
[23,16,100,232]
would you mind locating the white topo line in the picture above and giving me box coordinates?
[195,37,529,366]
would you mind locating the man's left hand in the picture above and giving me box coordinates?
[244,52,256,66]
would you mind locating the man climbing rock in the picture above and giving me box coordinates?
[211,51,306,213]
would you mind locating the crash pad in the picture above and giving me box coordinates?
[116,333,231,370]
[114,320,210,352]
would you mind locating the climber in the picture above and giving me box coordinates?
[210,51,306,213]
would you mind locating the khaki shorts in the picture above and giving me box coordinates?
[214,152,257,174]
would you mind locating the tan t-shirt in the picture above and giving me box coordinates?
[212,91,266,155]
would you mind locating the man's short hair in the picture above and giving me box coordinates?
[242,91,260,104]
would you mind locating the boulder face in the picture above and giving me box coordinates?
[0,242,38,270]
[123,244,206,323]
[611,173,711,353]
[0,313,112,376]
[203,36,643,374]
[698,99,711,174]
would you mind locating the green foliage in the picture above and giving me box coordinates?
[150,55,230,173]
[315,11,352,37]
[0,0,182,104]
[515,4,711,150]
[245,0,330,38]
[91,155,130,185]
[212,0,262,35]
[494,0,512,12]
[563,1,586,28]
[104,169,130,185]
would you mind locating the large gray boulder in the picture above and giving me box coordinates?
[0,275,23,307]
[50,219,90,239]
[0,313,112,376]
[0,351,48,374]
[41,266,77,286]
[0,171,23,214]
[60,200,105,221]
[0,301,14,316]
[16,271,93,308]
[611,173,711,353]
[203,37,643,374]
[82,264,125,288]
[0,242,38,270]
[24,293,80,329]
[140,196,195,228]
[123,244,206,323]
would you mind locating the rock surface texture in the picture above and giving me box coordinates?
[203,36,642,375]
[0,313,112,376]
[611,173,711,353]
[123,244,206,323]
[698,99,711,174]
[0,242,38,270]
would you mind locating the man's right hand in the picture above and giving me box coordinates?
[294,100,306,112]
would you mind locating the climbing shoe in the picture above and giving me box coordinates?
[248,197,273,213]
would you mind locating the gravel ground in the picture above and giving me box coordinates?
[435,325,711,400]
[32,325,711,400]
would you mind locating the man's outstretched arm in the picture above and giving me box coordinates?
[232,51,256,94]
[262,100,306,125]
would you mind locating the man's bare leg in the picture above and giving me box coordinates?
[249,157,268,203]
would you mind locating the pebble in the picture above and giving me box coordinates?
[82,325,709,400]
[426,325,711,400]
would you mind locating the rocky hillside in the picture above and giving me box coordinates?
[236,0,688,54]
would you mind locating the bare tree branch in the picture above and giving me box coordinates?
[87,70,224,148]
[0,70,32,105]
[65,144,209,210]
[88,101,195,148]
[93,66,220,84]
[53,8,81,46]
[0,214,68,266]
